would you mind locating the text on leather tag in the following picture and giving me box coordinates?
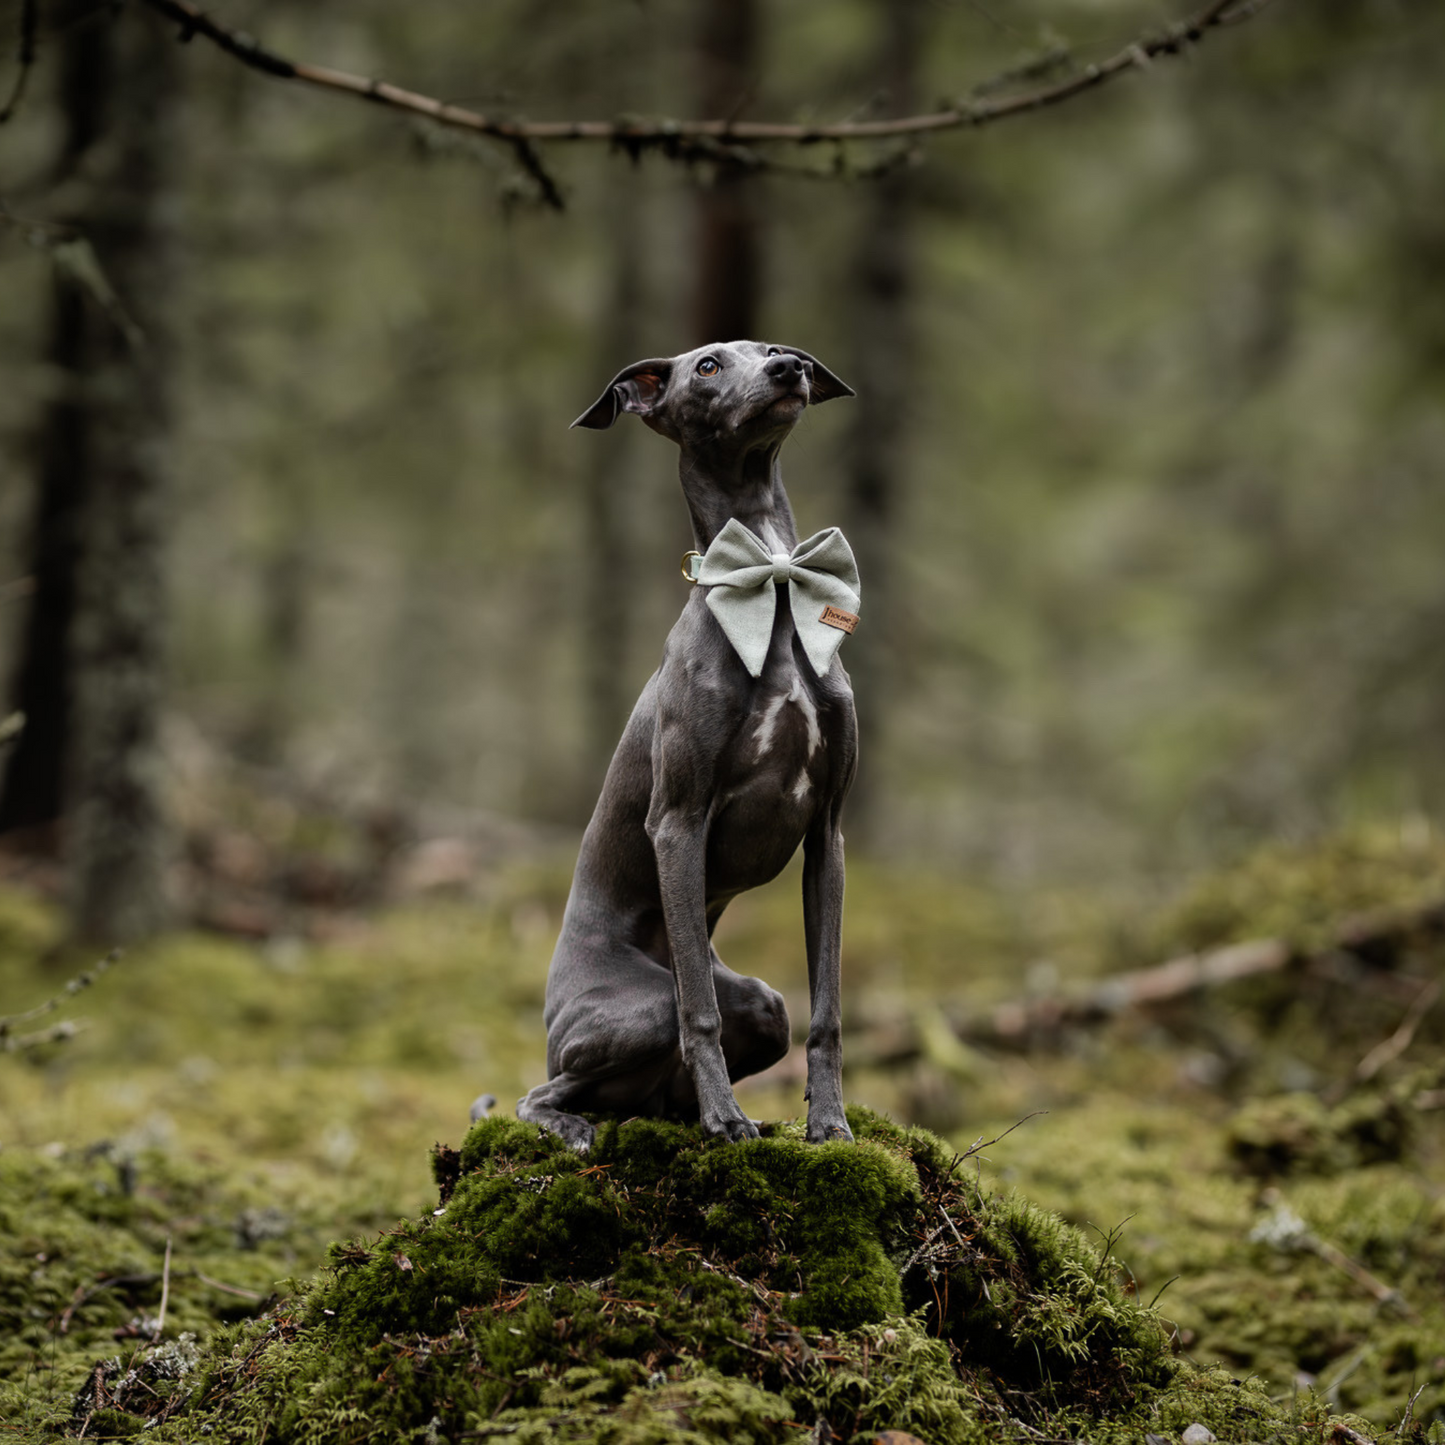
[819,605,859,634]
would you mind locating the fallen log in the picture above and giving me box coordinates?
[837,897,1445,1068]
[958,896,1445,1048]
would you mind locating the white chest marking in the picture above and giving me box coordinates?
[790,679,822,758]
[751,692,788,758]
[752,677,823,761]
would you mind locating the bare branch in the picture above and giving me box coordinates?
[0,948,122,1051]
[4,1019,87,1051]
[958,1111,1047,1159]
[504,135,564,212]
[136,0,1270,179]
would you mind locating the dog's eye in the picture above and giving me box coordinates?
[766,347,781,357]
[696,358,719,377]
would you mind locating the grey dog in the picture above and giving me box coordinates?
[511,339,859,1152]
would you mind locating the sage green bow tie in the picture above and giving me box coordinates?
[694,519,861,678]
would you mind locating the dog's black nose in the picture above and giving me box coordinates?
[765,353,805,381]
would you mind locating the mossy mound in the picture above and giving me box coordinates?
[57,1106,1377,1445]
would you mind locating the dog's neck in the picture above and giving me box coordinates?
[677,438,800,555]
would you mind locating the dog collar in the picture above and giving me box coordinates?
[685,519,861,678]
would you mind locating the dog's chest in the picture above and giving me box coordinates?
[711,664,834,839]
[702,663,842,893]
[738,675,824,803]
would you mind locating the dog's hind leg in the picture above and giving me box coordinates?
[517,955,684,1152]
[714,962,791,1083]
[515,1073,610,1153]
[516,1048,683,1152]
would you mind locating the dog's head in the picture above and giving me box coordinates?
[573,341,853,445]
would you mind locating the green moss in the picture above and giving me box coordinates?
[0,1145,330,1437]
[1150,825,1445,957]
[0,887,61,961]
[1227,1085,1417,1178]
[81,1406,147,1437]
[8,823,1445,1444]
[79,1104,1414,1444]
[60,1108,1181,1443]
[974,1094,1445,1432]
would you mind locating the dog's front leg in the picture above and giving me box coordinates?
[647,800,759,1142]
[802,806,853,1144]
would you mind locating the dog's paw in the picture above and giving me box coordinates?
[702,1109,761,1144]
[546,1116,596,1154]
[518,1104,596,1154]
[806,1113,854,1145]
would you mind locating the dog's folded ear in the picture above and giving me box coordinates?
[572,358,675,429]
[775,347,855,404]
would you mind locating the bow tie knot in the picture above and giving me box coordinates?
[695,519,861,678]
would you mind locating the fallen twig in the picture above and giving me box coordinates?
[153,1237,173,1341]
[58,1261,268,1334]
[839,897,1445,1067]
[1311,1233,1413,1316]
[962,898,1445,1048]
[1398,1381,1428,1438]
[1354,976,1440,1083]
[192,1270,267,1302]
[1251,1198,1416,1321]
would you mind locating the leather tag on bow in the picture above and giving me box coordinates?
[819,605,859,634]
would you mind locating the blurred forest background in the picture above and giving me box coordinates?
[3,0,1443,944]
[8,5,1445,1435]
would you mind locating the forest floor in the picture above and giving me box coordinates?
[2,821,1444,1442]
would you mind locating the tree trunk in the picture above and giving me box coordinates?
[0,278,87,844]
[692,2,760,346]
[0,6,183,941]
[841,0,923,837]
[0,11,114,843]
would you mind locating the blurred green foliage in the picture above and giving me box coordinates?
[3,2,1445,1436]
[2,0,1442,887]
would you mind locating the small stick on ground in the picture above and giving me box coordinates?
[194,1270,266,1302]
[153,1237,173,1341]
[1355,976,1441,1083]
[1398,1381,1428,1437]
[1309,1233,1415,1320]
